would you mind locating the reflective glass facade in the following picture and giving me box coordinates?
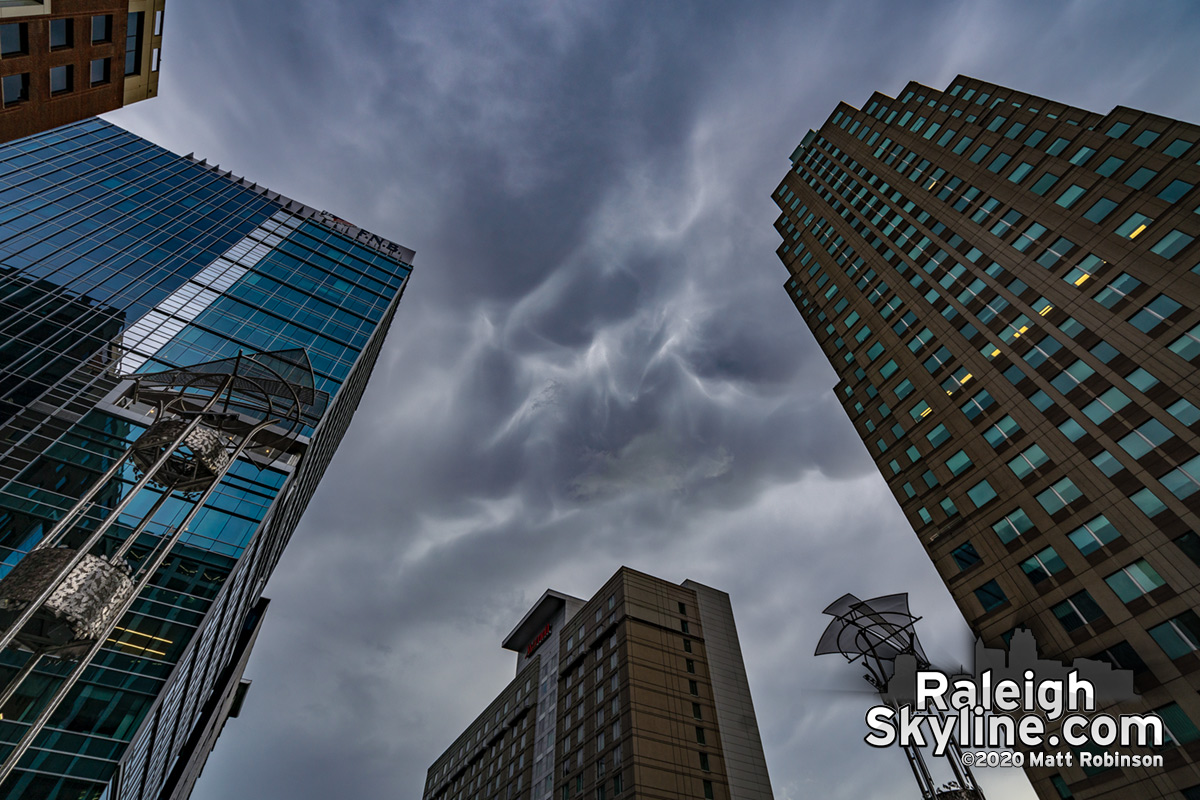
[0,117,413,799]
[773,77,1200,799]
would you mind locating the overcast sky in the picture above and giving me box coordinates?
[109,1,1200,798]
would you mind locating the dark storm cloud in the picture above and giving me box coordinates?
[107,0,1200,799]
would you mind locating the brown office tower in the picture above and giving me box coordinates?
[422,568,774,800]
[0,1,163,143]
[771,76,1200,798]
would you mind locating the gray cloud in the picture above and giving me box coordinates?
[106,0,1200,798]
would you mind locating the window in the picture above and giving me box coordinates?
[1104,559,1166,602]
[966,479,997,507]
[699,753,710,771]
[951,541,981,571]
[680,620,689,634]
[1161,455,1200,501]
[974,580,1008,612]
[1095,156,1125,177]
[1030,173,1059,196]
[92,14,113,43]
[90,58,111,86]
[1133,129,1160,147]
[1093,272,1141,308]
[1021,546,1066,584]
[1049,774,1074,800]
[1052,591,1104,632]
[1130,487,1168,518]
[0,22,27,56]
[960,389,994,420]
[49,64,72,95]
[1170,324,1200,361]
[1036,477,1083,514]
[1069,145,1097,165]
[1055,184,1086,208]
[1008,444,1048,479]
[1150,612,1200,659]
[695,727,706,745]
[1129,294,1182,333]
[1117,418,1173,459]
[682,639,692,653]
[983,415,1020,447]
[1115,212,1152,239]
[703,781,714,800]
[1067,515,1120,555]
[991,509,1032,544]
[945,450,973,476]
[1158,703,1200,746]
[1,72,28,106]
[691,703,702,720]
[685,659,695,674]
[1082,198,1118,224]
[678,602,686,615]
[1082,388,1131,423]
[926,423,950,448]
[49,17,73,50]
[1150,229,1195,259]
[1158,180,1193,204]
[688,680,699,696]
[1165,138,1194,158]
[125,11,144,75]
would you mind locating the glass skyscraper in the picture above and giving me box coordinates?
[773,77,1200,798]
[0,117,413,799]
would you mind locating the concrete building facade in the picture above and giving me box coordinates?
[771,76,1200,798]
[0,0,164,143]
[423,568,774,800]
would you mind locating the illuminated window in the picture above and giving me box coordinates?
[1115,212,1152,239]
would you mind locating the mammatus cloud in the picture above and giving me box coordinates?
[105,1,1200,798]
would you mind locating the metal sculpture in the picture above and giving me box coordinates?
[816,593,984,800]
[0,348,326,784]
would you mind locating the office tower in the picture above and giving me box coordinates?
[0,1,164,143]
[771,75,1200,798]
[422,568,774,800]
[0,117,413,799]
